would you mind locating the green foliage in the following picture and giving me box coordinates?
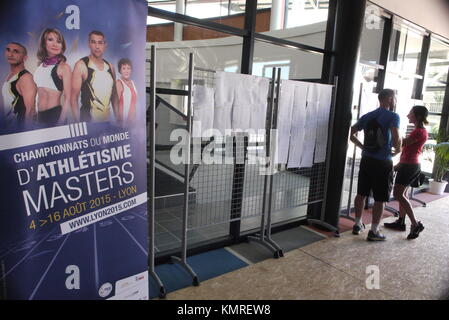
[434,142,449,182]
[423,126,449,182]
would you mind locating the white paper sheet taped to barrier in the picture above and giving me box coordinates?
[275,80,295,164]
[313,83,333,163]
[287,81,309,168]
[214,71,269,134]
[299,83,319,168]
[214,72,234,134]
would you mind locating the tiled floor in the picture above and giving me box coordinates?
[165,194,449,300]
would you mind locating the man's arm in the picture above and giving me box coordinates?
[71,60,86,122]
[391,126,402,156]
[349,124,364,150]
[17,73,37,124]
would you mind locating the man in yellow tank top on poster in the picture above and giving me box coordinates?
[71,30,118,123]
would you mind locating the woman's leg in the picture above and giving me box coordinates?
[393,184,417,226]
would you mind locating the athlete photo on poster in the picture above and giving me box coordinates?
[0,1,145,133]
[0,0,148,300]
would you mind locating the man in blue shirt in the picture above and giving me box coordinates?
[349,89,402,241]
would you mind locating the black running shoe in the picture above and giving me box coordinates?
[407,221,424,240]
[367,230,387,241]
[384,219,406,231]
[352,223,365,235]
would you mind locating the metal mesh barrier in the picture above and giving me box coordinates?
[151,62,335,262]
[188,137,235,230]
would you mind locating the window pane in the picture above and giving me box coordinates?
[147,12,243,42]
[422,39,449,174]
[255,0,329,49]
[340,64,379,212]
[147,23,244,254]
[252,40,323,80]
[423,88,445,114]
[147,0,176,25]
[148,26,243,109]
[388,26,424,76]
[421,116,439,174]
[359,9,385,64]
[186,0,246,18]
[425,38,449,86]
[148,0,246,29]
[384,72,418,133]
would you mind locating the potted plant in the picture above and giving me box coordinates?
[425,124,449,195]
[429,142,449,195]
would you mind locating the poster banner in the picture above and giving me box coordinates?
[0,0,149,300]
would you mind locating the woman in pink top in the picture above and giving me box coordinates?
[385,105,429,239]
[115,58,137,126]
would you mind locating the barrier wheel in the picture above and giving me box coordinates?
[278,250,284,258]
[192,277,200,286]
[273,251,280,259]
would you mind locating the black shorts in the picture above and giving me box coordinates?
[395,163,421,187]
[37,105,62,126]
[357,156,393,202]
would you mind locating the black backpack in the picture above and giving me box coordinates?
[363,118,386,153]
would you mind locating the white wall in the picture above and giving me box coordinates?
[370,0,449,39]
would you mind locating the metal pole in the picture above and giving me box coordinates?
[170,52,199,286]
[264,68,283,257]
[344,82,363,219]
[260,68,276,237]
[182,53,193,263]
[247,68,281,258]
[148,45,166,298]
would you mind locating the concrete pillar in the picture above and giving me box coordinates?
[322,0,367,228]
[270,0,284,30]
[174,0,185,41]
